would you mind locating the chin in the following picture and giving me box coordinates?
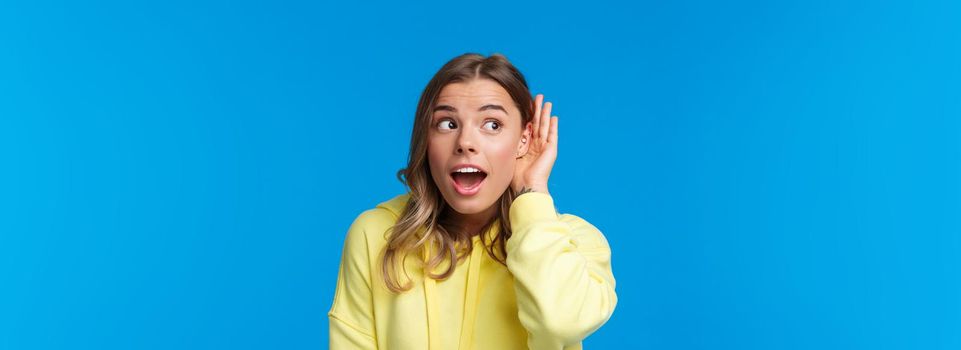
[449,202,489,215]
[438,185,507,215]
[442,194,494,214]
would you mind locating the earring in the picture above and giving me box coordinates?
[521,138,527,143]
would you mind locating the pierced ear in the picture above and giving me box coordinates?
[516,121,533,157]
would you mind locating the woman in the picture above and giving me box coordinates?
[328,53,617,349]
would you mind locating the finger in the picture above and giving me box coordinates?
[540,117,559,163]
[548,116,558,145]
[531,94,542,139]
[539,101,552,143]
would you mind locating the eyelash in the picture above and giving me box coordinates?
[436,118,502,131]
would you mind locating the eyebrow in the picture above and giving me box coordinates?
[432,104,508,114]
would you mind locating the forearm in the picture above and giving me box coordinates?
[506,192,617,345]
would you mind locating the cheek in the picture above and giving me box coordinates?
[487,141,517,181]
[426,137,447,175]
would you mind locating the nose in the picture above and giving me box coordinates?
[455,130,477,154]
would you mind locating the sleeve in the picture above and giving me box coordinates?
[506,192,618,348]
[328,210,379,350]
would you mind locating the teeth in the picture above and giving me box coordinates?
[454,167,482,173]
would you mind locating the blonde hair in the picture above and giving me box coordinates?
[382,53,535,293]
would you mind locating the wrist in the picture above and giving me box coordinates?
[512,183,549,199]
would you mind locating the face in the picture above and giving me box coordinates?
[427,79,531,221]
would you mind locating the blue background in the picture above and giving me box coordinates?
[1,0,958,349]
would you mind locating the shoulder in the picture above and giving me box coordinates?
[344,193,410,251]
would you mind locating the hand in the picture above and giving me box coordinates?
[512,94,558,196]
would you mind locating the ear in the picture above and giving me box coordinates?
[516,121,533,158]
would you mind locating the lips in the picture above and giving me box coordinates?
[449,166,488,196]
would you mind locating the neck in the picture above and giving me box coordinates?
[442,202,498,238]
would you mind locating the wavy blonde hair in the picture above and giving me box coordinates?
[382,53,535,293]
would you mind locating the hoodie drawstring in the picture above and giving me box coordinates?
[423,240,441,350]
[422,229,490,350]
[457,237,483,349]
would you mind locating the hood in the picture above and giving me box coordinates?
[377,192,501,245]
[375,193,411,219]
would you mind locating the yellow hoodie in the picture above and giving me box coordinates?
[328,192,617,349]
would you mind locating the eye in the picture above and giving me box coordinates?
[437,119,457,130]
[482,120,501,131]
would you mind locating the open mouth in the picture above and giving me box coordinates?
[450,170,488,195]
